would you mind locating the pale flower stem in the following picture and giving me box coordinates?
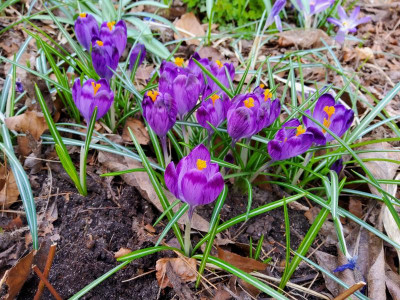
[250,160,273,182]
[181,124,189,155]
[79,145,87,195]
[110,102,116,131]
[184,208,193,257]
[240,138,250,167]
[291,152,312,185]
[160,136,170,167]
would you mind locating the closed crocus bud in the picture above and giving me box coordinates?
[72,78,114,123]
[159,72,201,119]
[129,43,146,70]
[164,144,224,218]
[74,13,99,50]
[303,94,354,145]
[253,84,281,131]
[330,158,344,175]
[267,119,314,161]
[91,37,119,80]
[142,90,177,137]
[227,93,268,145]
[99,20,127,57]
[188,52,210,95]
[206,60,235,99]
[196,93,230,135]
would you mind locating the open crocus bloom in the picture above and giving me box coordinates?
[72,78,114,123]
[91,37,119,80]
[142,90,177,137]
[303,94,354,145]
[327,6,370,43]
[74,13,99,50]
[196,93,230,135]
[268,119,314,161]
[164,144,224,218]
[99,20,127,57]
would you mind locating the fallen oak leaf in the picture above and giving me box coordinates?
[122,118,150,145]
[0,165,19,209]
[173,12,205,46]
[278,29,333,48]
[5,110,48,140]
[216,247,267,273]
[156,257,197,288]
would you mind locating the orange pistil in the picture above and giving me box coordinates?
[196,159,207,170]
[210,94,220,106]
[259,83,265,89]
[147,90,159,102]
[322,105,335,133]
[215,60,223,68]
[264,89,272,101]
[296,125,306,136]
[96,40,104,46]
[91,82,101,96]
[174,57,184,67]
[107,21,116,31]
[244,97,255,108]
[79,13,87,18]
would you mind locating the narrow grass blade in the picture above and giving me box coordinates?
[101,168,146,177]
[153,199,181,227]
[254,234,264,260]
[155,203,188,247]
[244,178,253,220]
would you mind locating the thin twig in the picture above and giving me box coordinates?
[32,265,62,300]
[333,281,366,300]
[34,244,57,300]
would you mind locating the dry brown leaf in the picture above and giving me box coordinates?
[0,250,35,300]
[314,251,340,297]
[278,29,332,48]
[5,110,48,140]
[174,12,205,46]
[367,233,386,299]
[156,257,197,288]
[0,166,19,209]
[349,198,363,219]
[386,267,400,300]
[355,47,374,60]
[122,118,150,145]
[98,152,210,232]
[114,247,132,259]
[216,247,266,273]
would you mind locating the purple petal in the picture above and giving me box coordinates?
[337,5,347,20]
[350,6,360,20]
[181,170,208,207]
[200,172,224,205]
[327,17,343,27]
[112,20,127,57]
[335,29,347,44]
[74,13,99,50]
[280,132,314,160]
[275,15,283,32]
[313,93,335,123]
[268,140,284,161]
[165,162,179,199]
[307,126,326,145]
[227,107,256,142]
[354,16,371,26]
[187,144,211,169]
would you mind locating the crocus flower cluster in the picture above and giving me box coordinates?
[327,6,371,44]
[165,144,224,218]
[72,78,114,123]
[268,93,353,161]
[74,13,127,80]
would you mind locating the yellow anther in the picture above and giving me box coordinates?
[196,159,207,170]
[107,21,116,31]
[147,90,159,102]
[79,13,87,18]
[244,97,255,108]
[174,57,184,67]
[210,94,220,106]
[96,40,104,46]
[322,118,331,133]
[216,60,223,68]
[296,125,306,136]
[323,106,335,118]
[91,82,101,96]
[264,89,272,101]
[342,21,348,27]
[259,83,265,89]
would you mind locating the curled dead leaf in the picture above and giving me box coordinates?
[0,166,19,209]
[5,110,48,140]
[114,247,133,259]
[156,257,197,288]
[174,12,205,46]
[278,29,332,48]
[122,118,150,145]
[217,247,266,273]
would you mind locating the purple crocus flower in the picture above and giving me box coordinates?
[129,43,146,70]
[72,78,114,123]
[91,37,119,80]
[164,144,224,218]
[188,52,211,95]
[265,0,286,32]
[99,20,127,57]
[204,60,235,100]
[330,158,343,175]
[268,119,314,161]
[227,93,280,145]
[142,90,177,137]
[303,94,354,145]
[159,68,201,120]
[327,6,371,43]
[296,0,334,17]
[74,13,99,51]
[16,81,24,93]
[196,93,230,135]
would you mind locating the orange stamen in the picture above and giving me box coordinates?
[147,90,159,102]
[96,40,104,46]
[196,159,207,170]
[264,89,272,101]
[79,13,87,18]
[259,83,265,89]
[216,60,223,68]
[174,57,184,67]
[91,82,101,96]
[210,94,220,106]
[244,97,255,108]
[323,106,335,118]
[296,125,306,136]
[107,21,116,31]
[322,118,331,133]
